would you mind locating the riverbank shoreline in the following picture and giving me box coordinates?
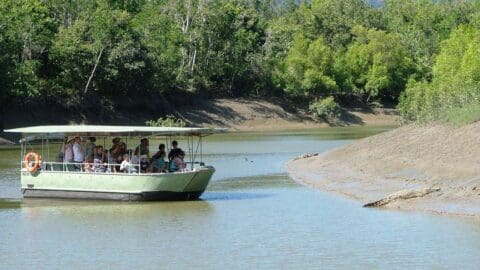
[286,122,480,220]
[1,98,399,143]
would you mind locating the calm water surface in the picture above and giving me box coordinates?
[1,126,480,269]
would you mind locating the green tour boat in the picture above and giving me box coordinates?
[4,125,226,201]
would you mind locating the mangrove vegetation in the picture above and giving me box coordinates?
[1,0,480,125]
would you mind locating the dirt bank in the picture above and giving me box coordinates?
[2,98,399,132]
[174,98,399,131]
[286,122,480,219]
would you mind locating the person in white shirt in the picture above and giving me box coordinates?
[120,154,137,173]
[63,137,74,163]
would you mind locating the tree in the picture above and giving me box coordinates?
[383,0,477,80]
[309,0,384,48]
[398,25,480,121]
[49,2,149,99]
[281,34,338,98]
[343,25,412,102]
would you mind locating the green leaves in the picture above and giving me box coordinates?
[398,25,480,122]
[343,26,412,102]
[281,35,338,98]
[49,3,149,96]
[0,0,479,125]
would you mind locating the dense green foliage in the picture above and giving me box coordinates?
[1,0,480,123]
[398,24,480,122]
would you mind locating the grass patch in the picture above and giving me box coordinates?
[439,102,480,126]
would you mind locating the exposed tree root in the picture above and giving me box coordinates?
[363,187,441,207]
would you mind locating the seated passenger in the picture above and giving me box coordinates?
[151,143,166,173]
[120,154,137,173]
[170,150,187,172]
[84,156,94,172]
[168,140,182,161]
[93,146,107,173]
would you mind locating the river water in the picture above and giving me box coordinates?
[1,127,480,269]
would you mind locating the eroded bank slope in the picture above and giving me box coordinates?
[286,122,480,218]
[175,99,398,131]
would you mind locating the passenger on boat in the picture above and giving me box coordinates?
[72,136,85,171]
[168,140,182,161]
[111,141,127,172]
[108,137,120,162]
[73,136,85,161]
[120,154,137,173]
[85,137,96,159]
[57,137,68,162]
[135,138,150,173]
[151,143,167,172]
[103,149,111,172]
[94,146,107,173]
[63,136,75,163]
[170,150,186,172]
[84,156,94,172]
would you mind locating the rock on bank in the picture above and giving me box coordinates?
[286,122,480,217]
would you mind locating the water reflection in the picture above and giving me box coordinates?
[203,191,274,201]
[19,199,215,220]
[0,199,22,209]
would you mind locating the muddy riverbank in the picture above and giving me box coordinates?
[286,122,480,219]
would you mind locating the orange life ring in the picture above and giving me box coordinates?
[24,152,41,174]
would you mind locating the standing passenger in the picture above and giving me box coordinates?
[63,137,74,163]
[72,136,85,171]
[72,136,85,163]
[135,138,150,173]
[85,137,96,159]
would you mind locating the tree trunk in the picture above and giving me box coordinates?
[84,46,104,94]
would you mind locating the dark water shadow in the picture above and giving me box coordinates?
[201,192,274,201]
[0,199,22,209]
[0,197,208,208]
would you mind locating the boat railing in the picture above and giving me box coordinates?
[33,161,205,174]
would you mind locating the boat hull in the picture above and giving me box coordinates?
[20,166,215,201]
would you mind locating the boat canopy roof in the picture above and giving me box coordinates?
[5,125,226,142]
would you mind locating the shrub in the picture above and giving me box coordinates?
[145,115,186,127]
[439,102,480,126]
[309,96,341,121]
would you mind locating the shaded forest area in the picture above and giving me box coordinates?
[1,0,480,129]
